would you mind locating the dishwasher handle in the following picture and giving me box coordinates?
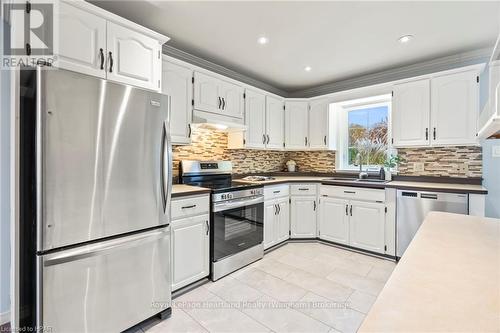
[420,193,438,200]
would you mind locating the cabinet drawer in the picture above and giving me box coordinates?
[320,185,385,202]
[264,184,289,200]
[290,184,317,196]
[172,195,210,220]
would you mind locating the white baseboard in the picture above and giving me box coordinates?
[0,311,10,325]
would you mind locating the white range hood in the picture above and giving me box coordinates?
[477,35,500,140]
[191,109,247,132]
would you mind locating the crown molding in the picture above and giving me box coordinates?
[162,45,288,97]
[162,45,491,99]
[288,47,492,98]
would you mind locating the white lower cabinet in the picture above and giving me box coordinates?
[319,185,388,255]
[349,201,386,253]
[264,185,290,249]
[290,196,317,238]
[264,197,290,249]
[318,197,349,245]
[171,214,210,291]
[171,194,210,291]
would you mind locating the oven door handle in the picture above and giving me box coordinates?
[213,196,264,212]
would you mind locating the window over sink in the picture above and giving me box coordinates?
[332,94,392,171]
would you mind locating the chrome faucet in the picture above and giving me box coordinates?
[354,153,368,179]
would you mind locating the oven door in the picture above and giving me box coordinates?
[212,196,264,261]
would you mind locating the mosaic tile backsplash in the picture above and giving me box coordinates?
[173,127,482,178]
[397,146,482,178]
[173,127,335,176]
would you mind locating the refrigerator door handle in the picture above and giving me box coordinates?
[43,228,168,267]
[160,121,167,212]
[164,102,173,219]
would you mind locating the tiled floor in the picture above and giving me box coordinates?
[143,242,396,333]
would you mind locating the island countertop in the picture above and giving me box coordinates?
[359,212,500,333]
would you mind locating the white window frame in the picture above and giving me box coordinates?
[334,94,392,171]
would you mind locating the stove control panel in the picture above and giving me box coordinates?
[212,187,264,203]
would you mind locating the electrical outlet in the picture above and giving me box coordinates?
[413,162,424,172]
[492,145,500,158]
[458,164,469,174]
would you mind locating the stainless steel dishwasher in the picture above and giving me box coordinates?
[396,190,468,257]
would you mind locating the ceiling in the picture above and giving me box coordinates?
[92,1,500,93]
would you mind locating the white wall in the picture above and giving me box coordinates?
[483,139,500,219]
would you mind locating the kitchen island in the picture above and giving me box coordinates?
[359,211,500,332]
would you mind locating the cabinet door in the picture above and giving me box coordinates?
[245,90,266,148]
[56,2,106,78]
[349,201,385,254]
[276,198,290,243]
[264,201,277,249]
[193,71,221,114]
[285,101,309,149]
[290,196,317,238]
[106,22,161,90]
[171,215,210,291]
[309,99,329,149]
[392,79,431,147]
[220,81,244,119]
[319,197,349,245]
[162,60,193,145]
[431,71,479,146]
[266,95,285,149]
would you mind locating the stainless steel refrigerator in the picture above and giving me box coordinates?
[18,67,172,332]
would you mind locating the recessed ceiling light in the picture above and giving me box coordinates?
[398,35,414,44]
[304,66,312,72]
[257,36,269,45]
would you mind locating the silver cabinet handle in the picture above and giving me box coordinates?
[345,204,348,216]
[206,220,210,235]
[108,51,113,73]
[323,135,327,145]
[274,204,277,215]
[181,204,196,209]
[305,137,308,146]
[273,190,280,194]
[350,205,353,216]
[278,204,281,214]
[344,190,356,194]
[313,201,316,211]
[262,134,266,144]
[433,127,436,140]
[266,134,270,144]
[222,97,226,110]
[218,97,222,109]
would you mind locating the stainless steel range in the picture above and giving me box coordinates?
[180,161,264,280]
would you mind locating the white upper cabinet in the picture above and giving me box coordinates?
[55,1,167,91]
[57,2,106,78]
[349,201,385,253]
[431,71,479,146]
[308,99,329,149]
[193,71,220,114]
[244,90,267,148]
[318,197,349,245]
[266,95,285,150]
[193,71,244,119]
[220,81,245,119]
[162,60,193,145]
[106,22,161,90]
[392,79,431,147]
[285,101,309,149]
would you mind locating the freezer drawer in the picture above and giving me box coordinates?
[39,228,171,332]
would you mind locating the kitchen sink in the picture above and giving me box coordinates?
[357,179,389,183]
[324,177,389,184]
